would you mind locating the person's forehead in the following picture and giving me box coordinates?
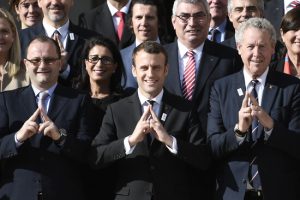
[177,2,206,13]
[28,41,57,54]
[232,0,258,7]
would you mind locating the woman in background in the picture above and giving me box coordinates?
[9,0,42,29]
[0,8,29,91]
[273,7,300,78]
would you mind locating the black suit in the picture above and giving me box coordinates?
[20,22,98,87]
[264,0,284,39]
[78,2,135,49]
[207,70,300,200]
[164,40,243,132]
[0,85,98,200]
[90,90,211,200]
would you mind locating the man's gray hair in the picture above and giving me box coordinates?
[227,0,264,14]
[235,17,276,45]
[172,0,209,16]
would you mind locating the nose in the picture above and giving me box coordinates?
[140,16,147,25]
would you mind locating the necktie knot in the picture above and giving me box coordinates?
[250,79,259,88]
[115,11,125,41]
[209,28,220,42]
[187,50,194,57]
[115,11,125,18]
[146,100,155,106]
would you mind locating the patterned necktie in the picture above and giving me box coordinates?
[115,11,125,41]
[182,50,196,101]
[52,30,61,43]
[248,80,261,190]
[38,92,49,114]
[288,0,300,9]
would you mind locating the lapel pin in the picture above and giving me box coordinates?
[269,85,273,89]
[237,88,244,96]
[69,33,74,40]
[161,113,167,122]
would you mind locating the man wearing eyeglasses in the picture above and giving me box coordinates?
[164,0,243,198]
[0,35,98,200]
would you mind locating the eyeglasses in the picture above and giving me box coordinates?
[86,55,115,65]
[175,12,207,24]
[25,57,60,65]
[18,1,39,10]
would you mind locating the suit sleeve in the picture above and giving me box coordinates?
[265,83,300,159]
[207,83,240,159]
[0,93,19,160]
[89,105,126,169]
[176,110,211,170]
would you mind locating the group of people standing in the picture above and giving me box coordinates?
[0,0,300,200]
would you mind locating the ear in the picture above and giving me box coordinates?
[236,43,242,55]
[164,64,169,77]
[132,65,137,78]
[171,15,176,29]
[15,4,20,14]
[280,29,285,44]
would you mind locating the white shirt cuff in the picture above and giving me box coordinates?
[124,136,136,155]
[235,134,246,145]
[264,128,273,140]
[14,133,23,147]
[166,136,178,154]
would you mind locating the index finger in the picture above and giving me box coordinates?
[28,108,40,121]
[140,106,151,121]
[241,92,250,108]
[40,108,51,122]
[149,106,159,121]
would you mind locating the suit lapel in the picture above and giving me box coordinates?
[19,86,38,119]
[261,71,279,115]
[66,22,79,56]
[193,40,220,99]
[47,85,69,121]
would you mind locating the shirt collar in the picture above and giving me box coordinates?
[177,39,204,59]
[32,83,58,97]
[137,88,164,106]
[107,0,131,16]
[243,67,269,89]
[43,19,70,39]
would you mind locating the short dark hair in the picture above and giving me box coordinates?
[280,7,300,34]
[78,36,125,94]
[132,41,168,66]
[25,35,61,59]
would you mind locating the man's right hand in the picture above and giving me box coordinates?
[15,108,40,143]
[238,93,252,134]
[128,106,152,147]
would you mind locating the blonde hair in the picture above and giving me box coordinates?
[0,8,21,77]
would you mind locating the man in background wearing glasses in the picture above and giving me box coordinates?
[0,36,98,200]
[163,0,243,198]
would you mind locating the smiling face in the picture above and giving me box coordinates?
[15,0,42,29]
[0,18,14,57]
[132,50,168,99]
[85,45,117,85]
[237,27,275,79]
[172,2,210,49]
[38,0,73,27]
[131,3,158,43]
[281,29,300,57]
[228,0,262,29]
[24,40,61,90]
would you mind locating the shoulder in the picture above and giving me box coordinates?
[120,43,135,57]
[204,39,238,57]
[69,22,100,39]
[163,90,193,111]
[80,3,106,19]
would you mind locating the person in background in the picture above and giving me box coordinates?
[207,0,235,43]
[272,7,300,77]
[8,0,42,29]
[0,8,29,91]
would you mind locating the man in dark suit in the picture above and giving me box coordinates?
[207,0,235,42]
[207,18,300,200]
[0,36,98,200]
[165,0,242,133]
[90,41,211,200]
[79,0,134,49]
[20,0,98,87]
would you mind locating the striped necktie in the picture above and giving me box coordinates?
[182,50,196,101]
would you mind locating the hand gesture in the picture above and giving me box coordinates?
[128,106,152,146]
[249,94,274,130]
[38,108,60,141]
[149,106,173,147]
[238,93,253,133]
[16,108,40,142]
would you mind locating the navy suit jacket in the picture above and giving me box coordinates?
[78,2,135,49]
[207,70,300,200]
[20,22,98,87]
[164,40,243,133]
[0,85,98,200]
[90,90,211,200]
